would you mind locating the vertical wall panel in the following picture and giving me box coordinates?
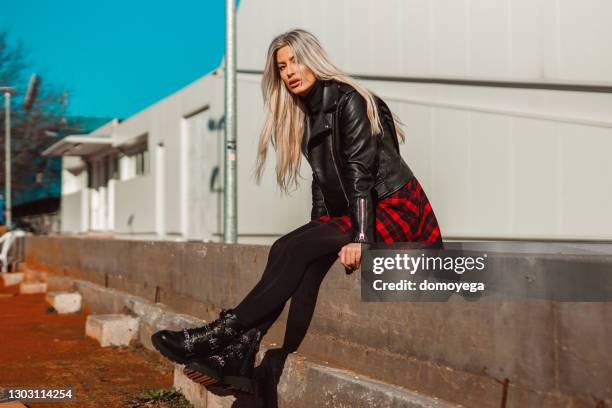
[431,109,471,235]
[432,0,470,77]
[537,0,561,81]
[469,113,513,235]
[512,118,559,236]
[398,103,434,184]
[400,0,433,75]
[344,1,374,73]
[558,124,612,237]
[509,0,543,79]
[469,0,510,77]
[558,0,612,83]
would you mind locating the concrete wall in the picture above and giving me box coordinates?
[23,235,612,407]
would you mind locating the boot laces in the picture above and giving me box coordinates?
[210,354,226,367]
[182,310,237,353]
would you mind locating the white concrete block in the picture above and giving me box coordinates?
[19,281,47,294]
[85,314,139,347]
[173,365,207,408]
[45,291,82,313]
[1,272,24,286]
[207,393,240,408]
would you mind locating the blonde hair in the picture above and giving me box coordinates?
[254,28,406,194]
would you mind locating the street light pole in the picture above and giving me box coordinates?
[223,0,237,243]
[0,87,17,229]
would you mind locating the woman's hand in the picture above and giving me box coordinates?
[338,243,362,270]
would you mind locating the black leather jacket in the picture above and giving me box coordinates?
[301,79,414,244]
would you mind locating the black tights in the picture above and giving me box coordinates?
[232,221,352,337]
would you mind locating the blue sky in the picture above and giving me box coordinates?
[0,0,234,119]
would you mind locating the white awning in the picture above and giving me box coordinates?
[42,135,113,157]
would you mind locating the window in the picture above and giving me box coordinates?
[134,150,149,176]
[117,133,149,180]
[112,155,119,180]
[87,161,93,188]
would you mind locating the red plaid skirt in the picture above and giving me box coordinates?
[312,177,443,248]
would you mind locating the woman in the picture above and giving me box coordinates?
[151,28,443,394]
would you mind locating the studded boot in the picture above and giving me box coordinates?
[151,308,247,365]
[183,327,262,394]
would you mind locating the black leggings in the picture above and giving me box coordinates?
[233,221,352,336]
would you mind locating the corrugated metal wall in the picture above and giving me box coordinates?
[237,0,612,240]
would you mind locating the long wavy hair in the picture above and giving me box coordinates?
[254,28,406,194]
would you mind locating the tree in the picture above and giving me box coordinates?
[0,30,85,210]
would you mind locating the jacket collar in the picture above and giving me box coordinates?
[302,79,339,158]
[320,79,339,113]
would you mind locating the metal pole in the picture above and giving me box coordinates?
[4,91,12,228]
[223,0,237,243]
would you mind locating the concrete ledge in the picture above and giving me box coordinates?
[170,348,458,408]
[72,280,204,349]
[1,272,24,287]
[85,314,139,347]
[50,274,458,407]
[171,344,461,408]
[174,364,263,408]
[19,281,47,294]
[256,346,460,408]
[23,269,47,282]
[26,235,612,408]
[45,291,82,313]
[173,364,208,408]
[45,275,77,292]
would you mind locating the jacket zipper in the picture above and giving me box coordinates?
[329,113,349,203]
[358,197,366,242]
[330,106,365,241]
[311,93,370,226]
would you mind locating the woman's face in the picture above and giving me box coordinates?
[276,45,317,97]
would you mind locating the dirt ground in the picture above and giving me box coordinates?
[0,279,181,408]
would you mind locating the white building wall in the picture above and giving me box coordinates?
[110,72,310,242]
[238,0,612,85]
[234,0,612,241]
[61,157,84,195]
[60,191,82,233]
[59,158,87,233]
[111,75,222,239]
[235,74,312,243]
[113,174,155,235]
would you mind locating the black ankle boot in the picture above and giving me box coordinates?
[151,308,247,365]
[183,327,262,394]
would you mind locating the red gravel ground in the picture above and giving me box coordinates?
[0,278,177,407]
